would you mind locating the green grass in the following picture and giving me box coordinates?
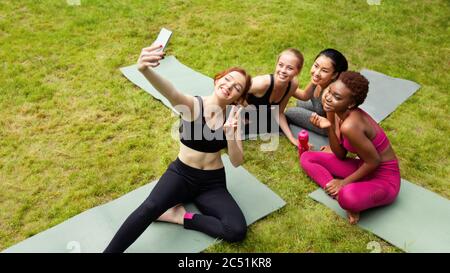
[0,0,448,252]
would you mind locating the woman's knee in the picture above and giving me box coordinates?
[136,198,163,218]
[284,108,296,122]
[338,185,361,212]
[222,220,247,242]
[300,151,315,168]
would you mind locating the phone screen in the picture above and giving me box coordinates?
[154,28,172,51]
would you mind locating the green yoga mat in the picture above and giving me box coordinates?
[3,155,285,253]
[309,180,450,253]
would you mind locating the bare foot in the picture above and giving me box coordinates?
[157,204,186,225]
[347,211,360,225]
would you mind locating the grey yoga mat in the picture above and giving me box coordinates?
[309,180,450,253]
[3,155,286,253]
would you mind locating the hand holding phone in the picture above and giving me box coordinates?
[137,28,172,71]
[153,27,172,51]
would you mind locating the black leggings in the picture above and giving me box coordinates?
[104,158,247,253]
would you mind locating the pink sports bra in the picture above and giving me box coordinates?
[340,108,390,154]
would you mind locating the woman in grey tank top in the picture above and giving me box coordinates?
[285,49,348,136]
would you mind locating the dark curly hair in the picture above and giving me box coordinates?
[338,71,369,108]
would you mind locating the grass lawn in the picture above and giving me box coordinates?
[0,0,448,252]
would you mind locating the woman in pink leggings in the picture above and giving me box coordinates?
[300,71,400,224]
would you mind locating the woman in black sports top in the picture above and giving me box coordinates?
[104,44,252,253]
[246,48,304,147]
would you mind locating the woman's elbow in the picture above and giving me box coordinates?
[331,148,346,160]
[368,157,381,169]
[231,156,244,168]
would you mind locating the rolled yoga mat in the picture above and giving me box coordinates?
[3,155,286,253]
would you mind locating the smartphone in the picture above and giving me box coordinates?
[153,27,172,51]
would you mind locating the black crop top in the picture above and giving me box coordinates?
[179,96,228,153]
[246,74,291,107]
[245,74,291,134]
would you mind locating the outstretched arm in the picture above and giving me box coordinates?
[137,45,195,118]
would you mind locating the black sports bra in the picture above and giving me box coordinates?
[179,96,228,153]
[246,74,291,107]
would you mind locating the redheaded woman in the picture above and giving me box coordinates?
[104,45,252,252]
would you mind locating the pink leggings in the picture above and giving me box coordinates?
[300,151,401,213]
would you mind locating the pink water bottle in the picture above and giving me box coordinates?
[298,130,309,158]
